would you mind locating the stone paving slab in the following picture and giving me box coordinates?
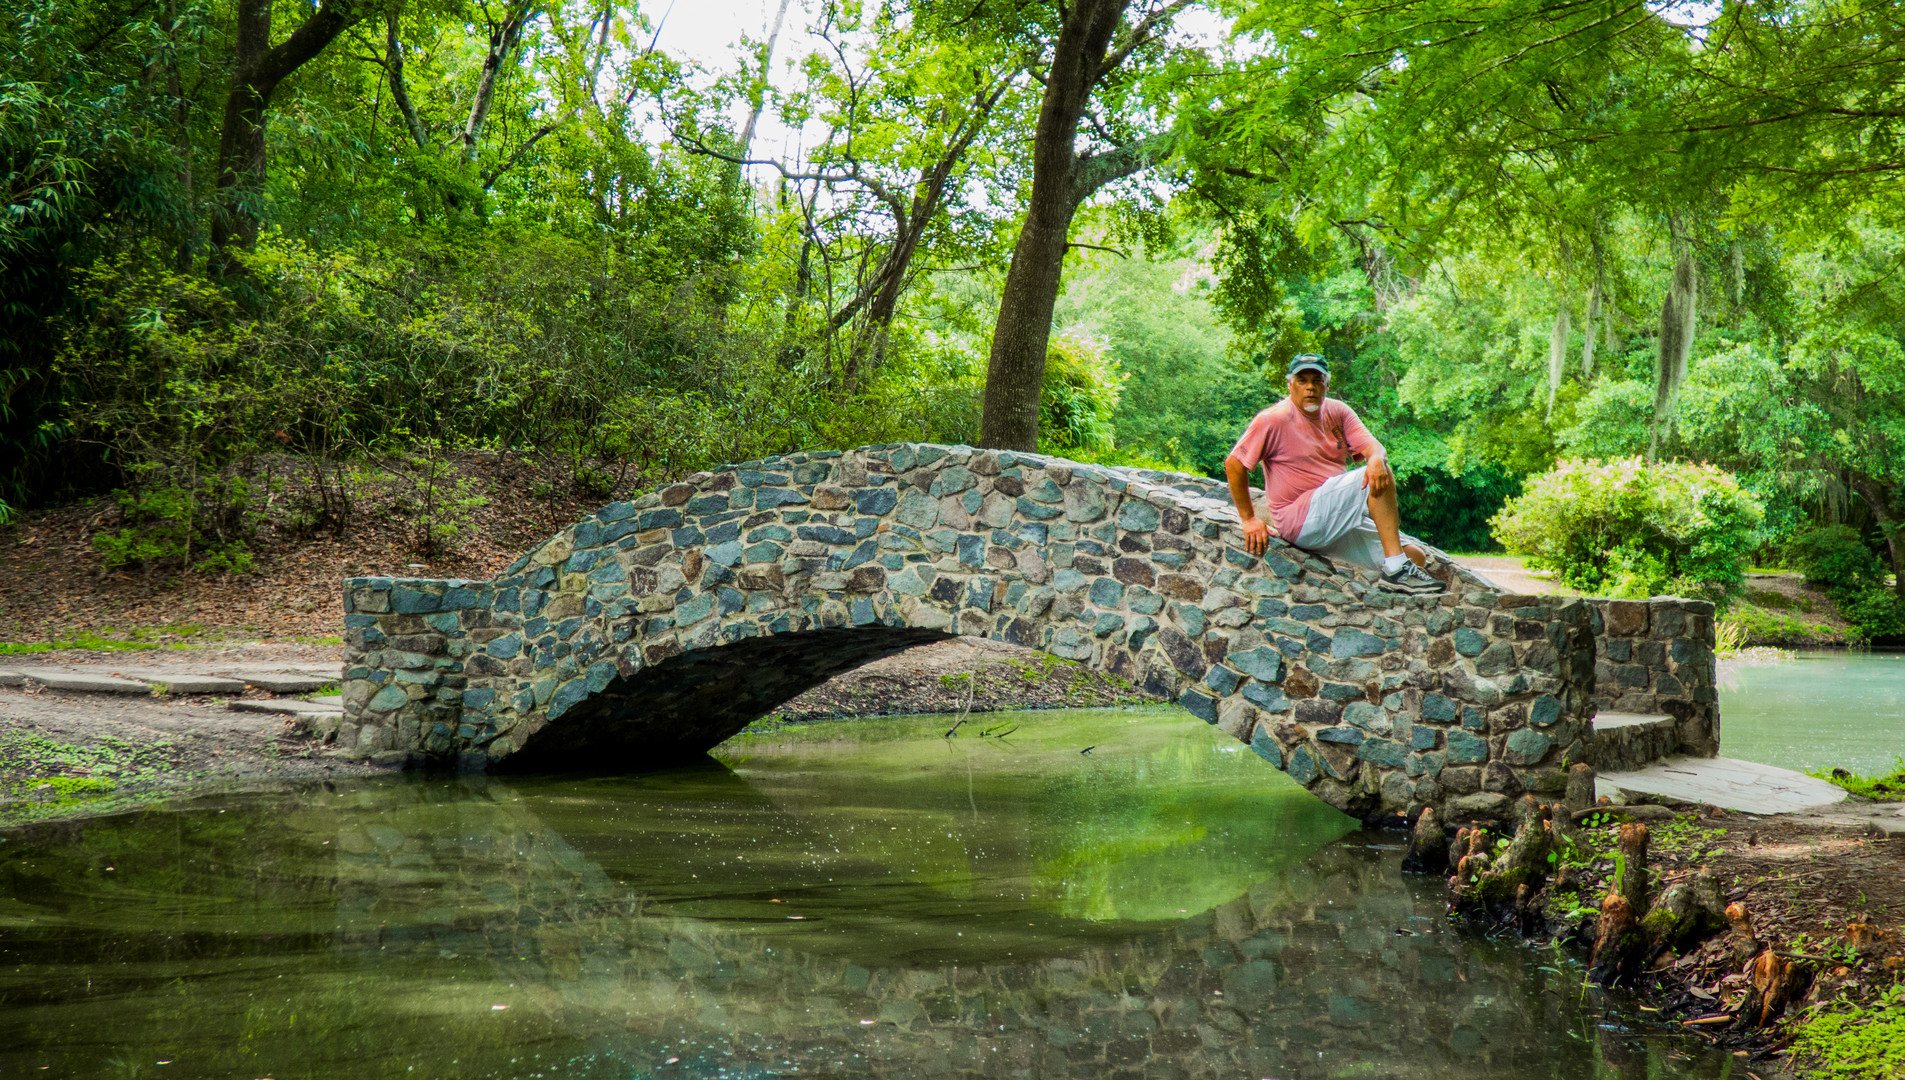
[0,665,339,696]
[229,699,343,717]
[1592,711,1677,731]
[1,668,155,694]
[309,694,344,707]
[1598,756,1848,815]
[228,673,333,693]
[107,671,250,694]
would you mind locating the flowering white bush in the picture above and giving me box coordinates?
[1490,457,1763,605]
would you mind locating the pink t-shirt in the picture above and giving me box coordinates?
[1229,399,1384,539]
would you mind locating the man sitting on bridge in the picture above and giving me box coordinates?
[1224,353,1447,595]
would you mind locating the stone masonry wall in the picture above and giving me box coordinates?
[1585,597,1719,758]
[342,443,1610,823]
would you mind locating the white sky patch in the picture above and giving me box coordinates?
[639,0,826,179]
[637,1,1242,181]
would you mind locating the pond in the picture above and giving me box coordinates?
[1718,648,1905,776]
[2,707,1734,1079]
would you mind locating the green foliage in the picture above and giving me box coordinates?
[1808,757,1905,802]
[1784,525,1904,642]
[0,631,196,654]
[1789,985,1905,1080]
[1054,244,1261,474]
[1790,525,1887,591]
[1038,328,1124,455]
[1722,601,1840,648]
[1835,589,1905,644]
[91,482,255,575]
[1395,464,1522,553]
[1491,458,1764,604]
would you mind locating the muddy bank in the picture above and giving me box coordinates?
[0,643,394,826]
[1411,795,1905,1079]
[0,637,1150,826]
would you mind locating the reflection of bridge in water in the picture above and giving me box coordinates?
[340,443,1727,822]
[321,773,1685,1080]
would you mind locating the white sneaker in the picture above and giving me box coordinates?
[1379,561,1447,594]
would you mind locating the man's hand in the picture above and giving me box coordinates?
[1240,515,1272,555]
[1362,454,1394,498]
[1225,453,1278,556]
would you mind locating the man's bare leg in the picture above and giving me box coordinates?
[1366,482,1427,568]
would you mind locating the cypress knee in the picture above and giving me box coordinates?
[1737,950,1813,1028]
[1726,902,1761,966]
[1565,763,1596,814]
[1403,805,1448,875]
[1591,893,1641,983]
[1616,822,1650,919]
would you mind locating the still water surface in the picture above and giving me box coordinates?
[1717,649,1905,775]
[3,707,1733,1079]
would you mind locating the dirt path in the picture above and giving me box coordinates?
[1456,555,1579,596]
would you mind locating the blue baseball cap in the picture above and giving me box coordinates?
[1286,353,1329,379]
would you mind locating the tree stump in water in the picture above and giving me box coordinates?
[1591,894,1643,984]
[1615,822,1649,916]
[1448,797,1552,920]
[1402,805,1448,875]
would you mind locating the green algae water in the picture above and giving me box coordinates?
[2,706,1731,1079]
[1718,649,1905,776]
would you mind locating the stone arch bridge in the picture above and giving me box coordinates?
[340,443,1717,821]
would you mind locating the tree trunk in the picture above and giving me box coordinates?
[838,75,1016,381]
[979,0,1131,451]
[209,0,358,275]
[737,0,794,159]
[385,11,430,151]
[461,0,538,164]
[166,0,194,272]
[1850,475,1905,598]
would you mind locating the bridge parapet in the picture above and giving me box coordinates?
[341,443,1608,821]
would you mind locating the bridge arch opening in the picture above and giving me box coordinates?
[500,626,954,770]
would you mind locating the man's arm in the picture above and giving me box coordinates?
[1341,405,1394,497]
[1225,455,1272,556]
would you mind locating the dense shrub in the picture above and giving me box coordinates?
[1785,524,1904,642]
[1395,464,1522,553]
[40,234,995,565]
[1039,328,1125,455]
[1788,524,1886,591]
[1490,457,1764,605]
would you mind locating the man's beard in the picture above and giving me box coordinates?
[1302,402,1321,413]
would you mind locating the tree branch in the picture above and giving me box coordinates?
[1094,0,1195,83]
[385,11,431,151]
[1071,129,1174,203]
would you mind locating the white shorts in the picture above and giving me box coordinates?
[1290,468,1426,570]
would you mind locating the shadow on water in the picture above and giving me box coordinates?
[0,707,1740,1079]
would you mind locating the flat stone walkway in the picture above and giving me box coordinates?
[0,660,343,723]
[1598,755,1849,815]
[1453,556,1578,597]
